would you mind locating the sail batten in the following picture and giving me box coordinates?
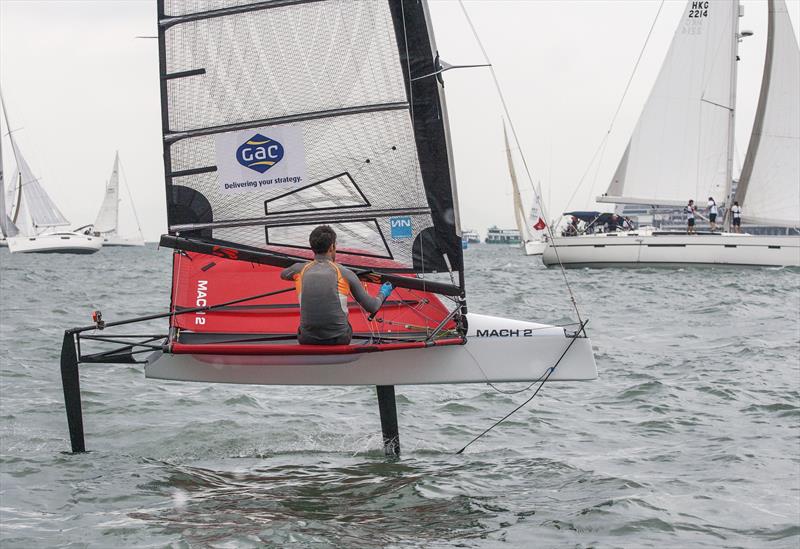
[158,0,463,275]
[164,102,411,143]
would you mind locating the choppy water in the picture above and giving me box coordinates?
[1,244,798,548]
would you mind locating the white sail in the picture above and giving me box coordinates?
[735,0,800,227]
[0,93,18,237]
[599,0,738,207]
[11,141,70,231]
[504,122,532,243]
[1,93,70,234]
[94,152,120,233]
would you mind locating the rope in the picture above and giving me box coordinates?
[455,324,584,454]
[561,0,666,213]
[457,0,583,327]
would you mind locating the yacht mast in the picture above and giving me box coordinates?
[723,4,743,231]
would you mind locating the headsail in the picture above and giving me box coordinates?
[735,0,800,227]
[0,92,69,234]
[599,0,738,207]
[11,144,70,231]
[94,152,120,234]
[157,0,462,279]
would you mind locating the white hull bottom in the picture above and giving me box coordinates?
[523,240,546,256]
[7,232,102,254]
[543,232,800,268]
[103,235,145,247]
[145,313,597,386]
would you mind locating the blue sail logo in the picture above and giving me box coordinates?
[236,134,284,174]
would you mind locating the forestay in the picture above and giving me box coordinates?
[158,0,462,278]
[599,0,737,207]
[735,0,800,227]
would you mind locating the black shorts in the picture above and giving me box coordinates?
[709,213,717,222]
[733,218,741,226]
[688,219,695,227]
[298,324,353,345]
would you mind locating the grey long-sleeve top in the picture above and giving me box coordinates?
[280,255,383,341]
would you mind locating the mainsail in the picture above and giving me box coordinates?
[599,0,738,207]
[504,122,532,243]
[94,152,120,234]
[157,0,462,280]
[0,93,18,237]
[735,0,800,227]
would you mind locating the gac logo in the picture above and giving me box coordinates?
[236,133,284,174]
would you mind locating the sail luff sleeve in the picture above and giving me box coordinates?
[157,0,461,275]
[389,0,464,274]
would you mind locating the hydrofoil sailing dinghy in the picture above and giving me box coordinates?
[59,0,596,456]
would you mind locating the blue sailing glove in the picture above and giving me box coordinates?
[379,282,394,300]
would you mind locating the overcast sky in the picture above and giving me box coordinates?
[1,0,798,240]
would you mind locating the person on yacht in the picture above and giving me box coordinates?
[685,200,696,235]
[707,197,718,232]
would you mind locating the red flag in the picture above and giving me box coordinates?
[532,217,546,231]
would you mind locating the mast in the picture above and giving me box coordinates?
[723,3,742,231]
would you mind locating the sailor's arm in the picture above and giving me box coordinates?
[280,262,304,281]
[341,268,383,314]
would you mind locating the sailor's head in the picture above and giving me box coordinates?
[688,199,694,205]
[708,196,714,202]
[310,225,337,256]
[734,201,739,206]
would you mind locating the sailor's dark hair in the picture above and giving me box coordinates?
[734,201,739,206]
[309,225,337,254]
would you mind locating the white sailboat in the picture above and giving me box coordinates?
[1,92,101,255]
[85,152,145,247]
[543,0,800,268]
[505,123,547,256]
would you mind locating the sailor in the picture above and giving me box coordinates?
[730,201,742,233]
[707,197,718,231]
[564,216,579,237]
[606,214,619,233]
[280,225,393,345]
[685,200,696,235]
